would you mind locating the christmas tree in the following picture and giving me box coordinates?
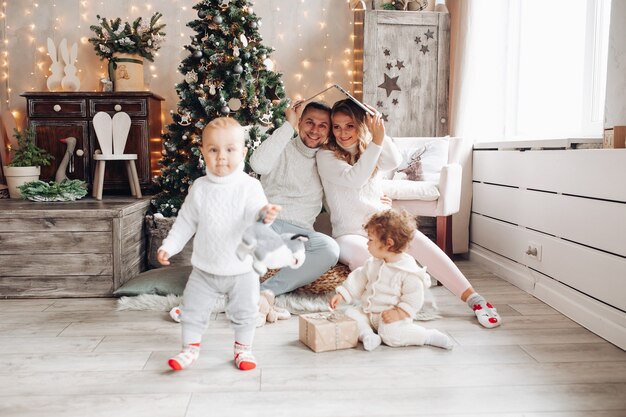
[152,0,288,217]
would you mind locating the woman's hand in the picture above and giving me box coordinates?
[364,103,385,146]
[285,99,305,130]
[380,194,392,206]
[381,307,409,323]
[157,249,170,266]
[329,293,345,309]
[261,204,282,223]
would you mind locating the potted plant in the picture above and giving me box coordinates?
[4,127,54,199]
[88,12,166,91]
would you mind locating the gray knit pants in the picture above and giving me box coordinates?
[180,267,259,346]
[260,219,340,296]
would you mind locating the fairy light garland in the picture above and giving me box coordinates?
[0,1,354,113]
[0,1,8,108]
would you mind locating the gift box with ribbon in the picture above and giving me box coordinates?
[299,312,359,353]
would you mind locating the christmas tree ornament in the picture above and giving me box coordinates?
[250,22,258,29]
[234,64,244,74]
[233,46,240,57]
[193,50,203,58]
[185,69,198,84]
[208,83,217,95]
[228,98,242,111]
[259,112,273,126]
[179,113,192,126]
[263,58,274,71]
[198,9,207,18]
[243,52,251,59]
[219,0,230,9]
[213,15,223,24]
[221,105,231,115]
[240,34,248,47]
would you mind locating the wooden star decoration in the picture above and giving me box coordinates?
[414,36,421,44]
[425,29,435,40]
[420,45,429,55]
[386,62,393,70]
[395,60,405,70]
[381,113,389,122]
[378,73,401,97]
[376,101,383,108]
[392,98,399,105]
[383,49,391,56]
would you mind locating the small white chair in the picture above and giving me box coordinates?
[92,111,141,200]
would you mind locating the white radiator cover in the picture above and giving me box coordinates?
[470,141,626,350]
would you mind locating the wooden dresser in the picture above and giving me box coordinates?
[21,92,163,193]
[0,197,150,298]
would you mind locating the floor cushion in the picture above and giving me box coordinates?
[115,264,351,297]
[113,266,192,297]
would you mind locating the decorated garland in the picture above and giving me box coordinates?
[17,180,88,202]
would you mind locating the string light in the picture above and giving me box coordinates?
[1,1,9,107]
[0,1,354,115]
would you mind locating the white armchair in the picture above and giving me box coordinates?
[384,137,465,256]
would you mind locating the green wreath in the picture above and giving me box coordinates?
[18,180,88,202]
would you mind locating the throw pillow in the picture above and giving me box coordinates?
[113,266,192,297]
[394,139,449,183]
[397,147,426,181]
[380,179,440,201]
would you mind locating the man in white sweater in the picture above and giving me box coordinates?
[250,101,340,302]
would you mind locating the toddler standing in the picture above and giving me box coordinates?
[330,210,454,351]
[158,117,280,371]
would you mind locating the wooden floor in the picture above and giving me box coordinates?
[1,259,625,417]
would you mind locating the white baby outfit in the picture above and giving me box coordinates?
[336,253,435,347]
[159,164,267,345]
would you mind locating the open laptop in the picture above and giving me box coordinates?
[300,84,376,116]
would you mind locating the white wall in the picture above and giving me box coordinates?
[604,0,626,127]
[0,1,353,126]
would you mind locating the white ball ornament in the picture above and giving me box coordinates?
[263,58,274,71]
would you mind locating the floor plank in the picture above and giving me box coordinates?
[1,259,625,417]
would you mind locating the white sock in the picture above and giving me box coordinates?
[424,329,454,349]
[362,332,382,351]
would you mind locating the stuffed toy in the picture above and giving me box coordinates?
[236,216,309,276]
[397,147,425,181]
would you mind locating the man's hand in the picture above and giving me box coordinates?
[329,293,345,309]
[286,99,305,130]
[261,204,282,224]
[157,249,171,266]
[381,307,409,323]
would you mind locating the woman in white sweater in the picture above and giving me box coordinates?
[317,99,501,329]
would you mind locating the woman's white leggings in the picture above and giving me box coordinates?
[335,230,471,298]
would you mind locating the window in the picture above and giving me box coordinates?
[504,0,611,139]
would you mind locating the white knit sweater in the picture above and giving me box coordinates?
[316,137,402,238]
[335,253,431,319]
[159,165,268,275]
[250,123,323,230]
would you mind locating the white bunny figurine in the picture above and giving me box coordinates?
[46,38,64,91]
[60,39,81,92]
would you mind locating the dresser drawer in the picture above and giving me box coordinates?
[28,98,87,118]
[89,98,147,117]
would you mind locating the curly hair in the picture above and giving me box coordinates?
[322,99,371,165]
[364,210,417,253]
